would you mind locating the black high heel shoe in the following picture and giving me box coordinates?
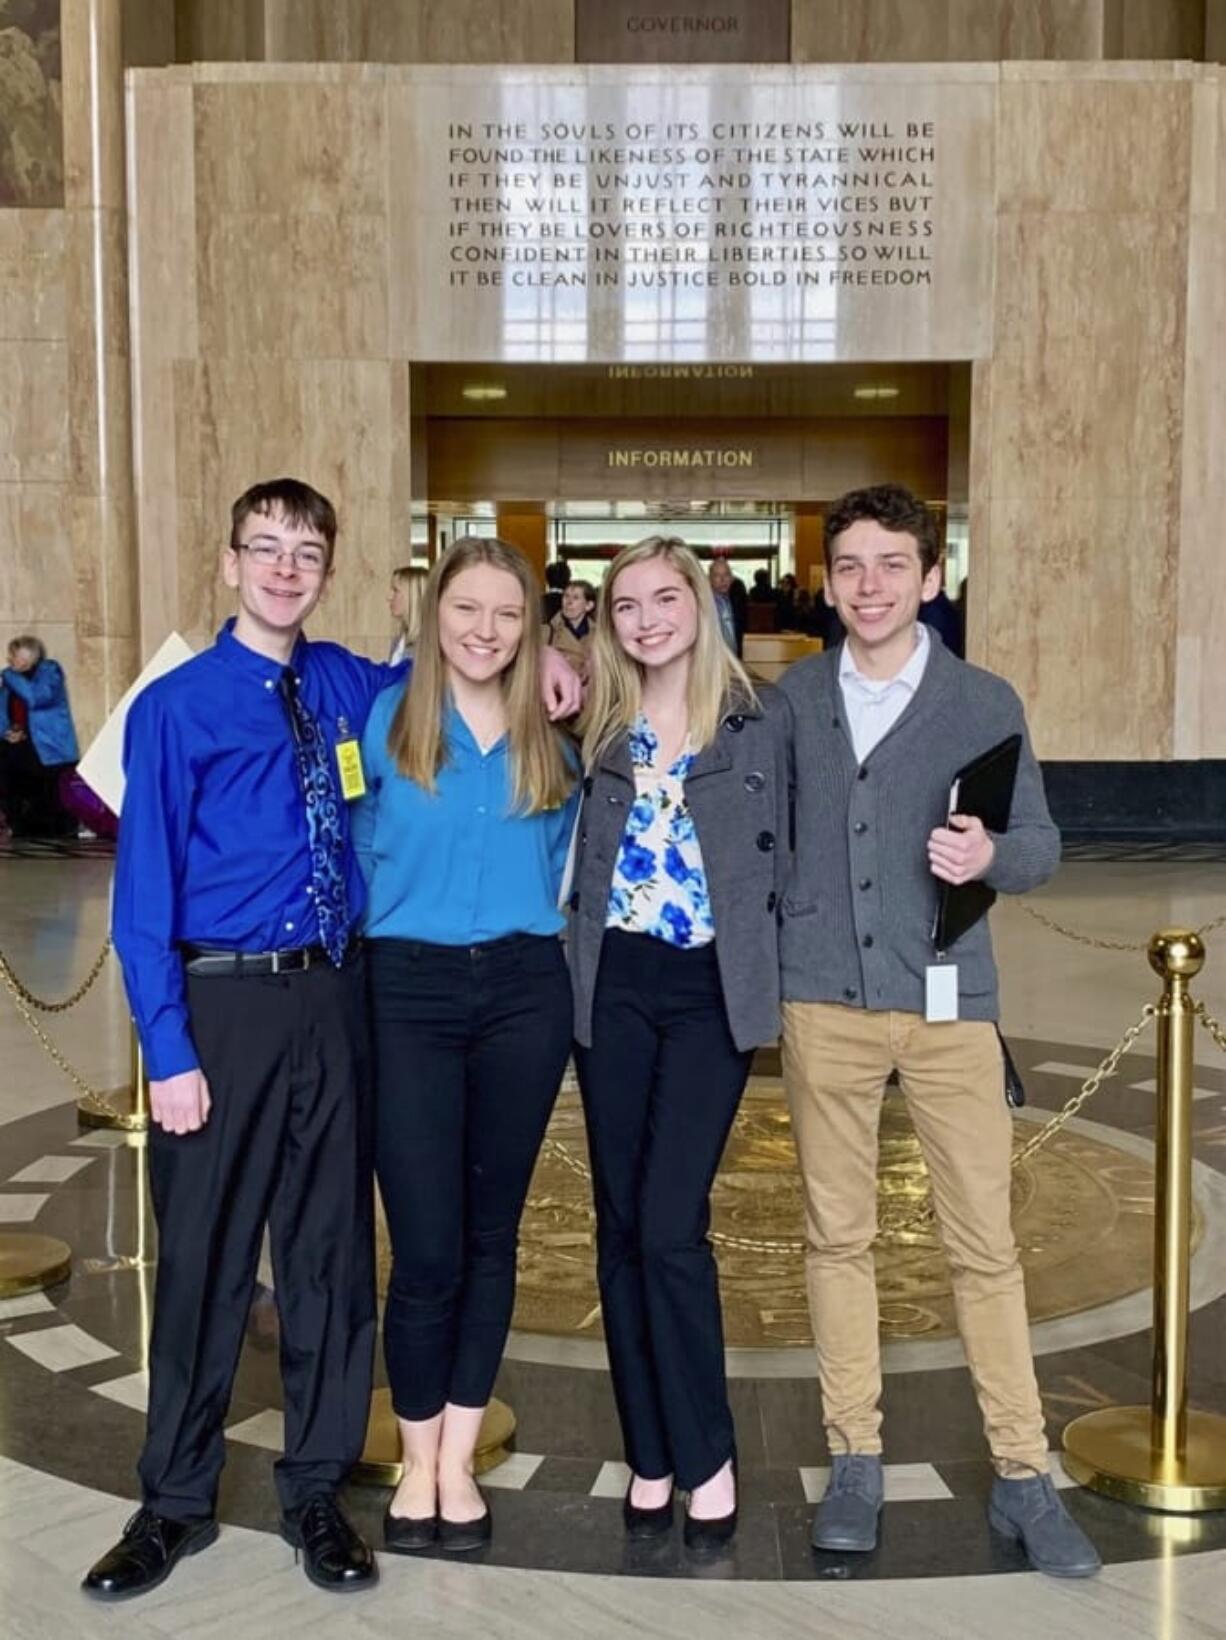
[683,1453,737,1549]
[623,1477,675,1540]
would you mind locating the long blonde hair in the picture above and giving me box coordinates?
[388,537,572,814]
[583,535,757,767]
[391,564,428,648]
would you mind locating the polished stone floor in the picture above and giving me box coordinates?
[2,854,1226,1636]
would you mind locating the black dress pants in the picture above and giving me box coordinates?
[370,934,572,1420]
[574,930,753,1491]
[138,953,375,1520]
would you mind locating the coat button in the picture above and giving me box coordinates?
[857,766,868,781]
[756,830,775,852]
[858,878,872,891]
[853,821,868,835]
[744,771,765,793]
[862,934,874,948]
[843,986,857,1000]
[582,776,593,796]
[766,891,777,912]
[568,892,580,911]
[724,713,745,732]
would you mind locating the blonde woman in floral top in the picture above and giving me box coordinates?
[567,536,793,1550]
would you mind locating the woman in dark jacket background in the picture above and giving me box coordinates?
[568,535,792,1549]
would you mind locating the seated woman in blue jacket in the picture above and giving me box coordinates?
[353,537,578,1555]
[567,536,793,1548]
[0,635,80,837]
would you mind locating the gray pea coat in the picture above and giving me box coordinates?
[567,686,794,1051]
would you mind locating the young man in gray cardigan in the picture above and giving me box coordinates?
[778,485,1099,1579]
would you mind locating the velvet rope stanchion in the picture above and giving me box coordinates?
[1062,930,1226,1512]
[78,1021,149,1133]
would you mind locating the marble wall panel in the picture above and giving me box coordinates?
[1103,0,1206,61]
[0,341,68,482]
[0,211,65,340]
[791,0,1103,63]
[192,81,386,214]
[1174,72,1226,755]
[982,494,1175,760]
[0,485,74,626]
[996,76,1191,214]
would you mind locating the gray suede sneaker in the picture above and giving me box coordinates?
[988,1474,1101,1578]
[810,1454,884,1552]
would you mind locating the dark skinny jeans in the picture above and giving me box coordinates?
[370,933,572,1420]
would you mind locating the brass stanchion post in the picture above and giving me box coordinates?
[78,1020,149,1132]
[1063,929,1226,1511]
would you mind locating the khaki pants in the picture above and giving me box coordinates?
[781,1001,1048,1477]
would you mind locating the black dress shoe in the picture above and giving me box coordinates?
[383,1503,438,1553]
[280,1494,377,1592]
[82,1507,219,1601]
[438,1486,492,1553]
[623,1481,675,1540]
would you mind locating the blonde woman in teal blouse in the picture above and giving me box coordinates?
[354,537,576,1555]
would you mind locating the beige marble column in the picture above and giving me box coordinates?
[60,0,138,739]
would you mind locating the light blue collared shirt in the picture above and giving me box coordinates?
[353,685,578,944]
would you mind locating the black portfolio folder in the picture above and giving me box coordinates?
[932,733,1022,952]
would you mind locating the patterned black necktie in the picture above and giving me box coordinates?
[276,668,349,965]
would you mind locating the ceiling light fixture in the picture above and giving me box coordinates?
[853,385,901,400]
[462,384,508,401]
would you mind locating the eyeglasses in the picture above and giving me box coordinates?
[237,541,329,574]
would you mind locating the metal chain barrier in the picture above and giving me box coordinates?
[881,1000,1157,1238]
[0,938,112,1012]
[0,942,125,1119]
[1017,903,1226,954]
[1195,1000,1226,1059]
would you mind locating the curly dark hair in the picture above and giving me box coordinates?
[823,484,941,575]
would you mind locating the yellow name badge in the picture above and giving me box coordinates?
[335,738,366,801]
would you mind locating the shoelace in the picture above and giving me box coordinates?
[298,1494,356,1551]
[830,1458,878,1493]
[119,1507,169,1571]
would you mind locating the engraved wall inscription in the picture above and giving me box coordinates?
[391,69,995,363]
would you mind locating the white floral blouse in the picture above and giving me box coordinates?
[604,714,715,949]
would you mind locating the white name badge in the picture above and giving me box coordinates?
[925,964,959,1023]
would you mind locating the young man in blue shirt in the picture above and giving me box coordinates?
[82,479,578,1600]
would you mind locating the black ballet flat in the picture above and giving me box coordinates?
[382,1505,438,1553]
[438,1486,492,1553]
[683,1451,738,1550]
[623,1482,675,1539]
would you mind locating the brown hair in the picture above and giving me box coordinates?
[229,478,338,567]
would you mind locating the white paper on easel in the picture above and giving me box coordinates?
[76,633,196,816]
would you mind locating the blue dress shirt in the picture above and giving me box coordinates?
[353,685,578,945]
[112,621,404,1080]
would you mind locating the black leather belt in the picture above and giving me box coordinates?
[182,939,360,977]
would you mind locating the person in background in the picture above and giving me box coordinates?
[388,565,428,664]
[919,583,964,658]
[776,573,800,632]
[0,635,79,839]
[356,538,576,1556]
[547,578,597,678]
[748,568,780,630]
[568,535,792,1550]
[707,558,747,658]
[543,558,571,624]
